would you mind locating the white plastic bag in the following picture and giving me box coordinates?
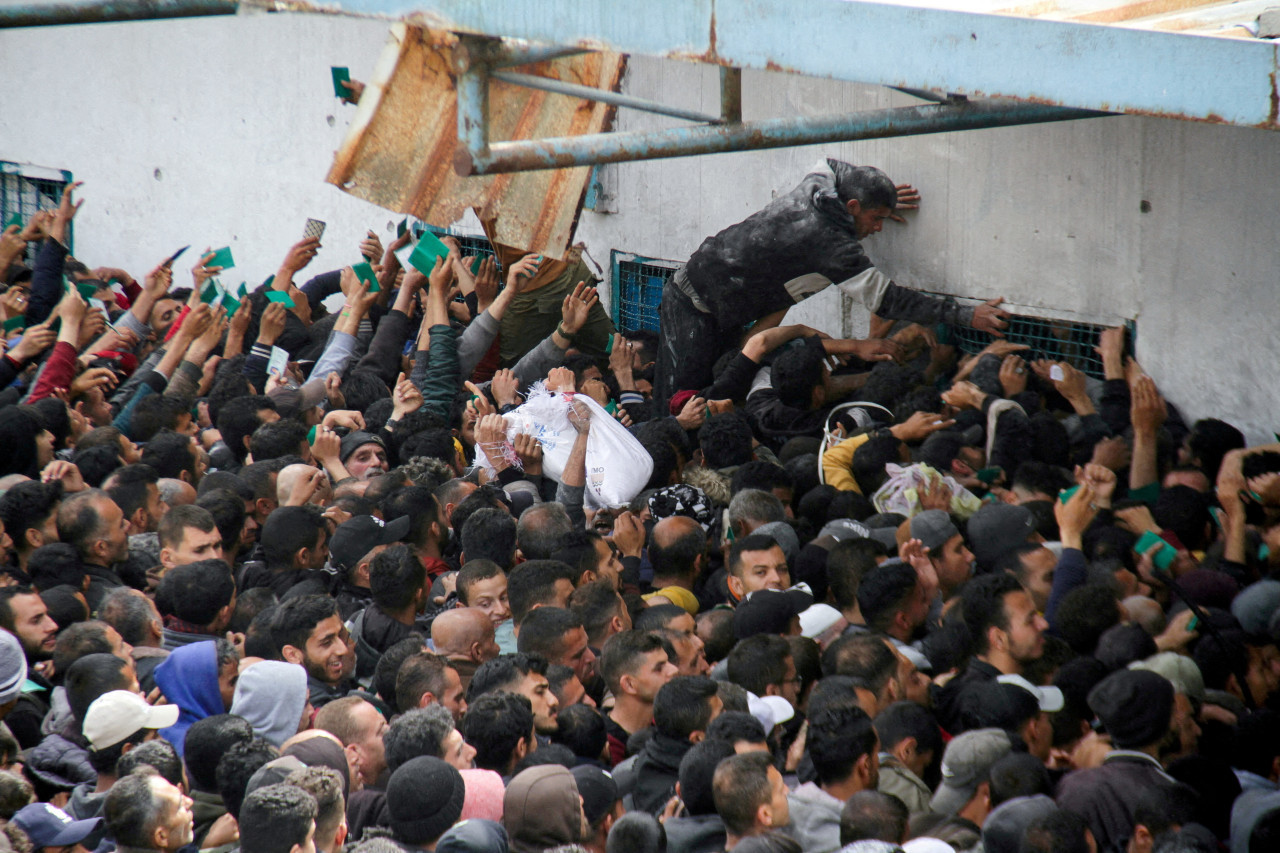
[473,383,652,509]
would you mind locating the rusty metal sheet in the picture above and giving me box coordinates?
[325,23,624,260]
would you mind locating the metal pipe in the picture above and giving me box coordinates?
[487,42,590,68]
[456,101,1108,175]
[490,70,722,124]
[456,55,491,164]
[0,0,237,28]
[720,68,742,124]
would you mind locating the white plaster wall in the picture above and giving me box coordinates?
[0,11,400,292]
[0,16,1275,443]
[577,57,1280,444]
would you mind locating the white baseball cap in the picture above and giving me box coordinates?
[82,690,180,750]
[996,673,1064,713]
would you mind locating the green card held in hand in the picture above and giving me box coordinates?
[396,218,408,239]
[331,66,351,98]
[407,231,450,276]
[206,247,235,270]
[3,317,26,333]
[76,281,99,300]
[261,275,274,289]
[4,213,21,230]
[222,293,241,315]
[201,281,222,305]
[265,290,296,309]
[352,262,380,293]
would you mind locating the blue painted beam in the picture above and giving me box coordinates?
[0,0,237,27]
[325,0,1280,129]
[455,101,1107,175]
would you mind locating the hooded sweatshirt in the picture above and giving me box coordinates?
[231,661,308,747]
[783,782,844,853]
[503,765,583,853]
[154,640,225,757]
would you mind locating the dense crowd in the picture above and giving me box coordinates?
[0,163,1276,853]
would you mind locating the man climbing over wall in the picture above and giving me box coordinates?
[653,158,1013,409]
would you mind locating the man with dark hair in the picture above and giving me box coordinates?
[380,487,451,581]
[727,534,790,602]
[395,653,467,722]
[712,751,789,850]
[238,783,317,853]
[840,790,909,846]
[157,505,224,573]
[821,634,900,715]
[507,560,575,631]
[727,634,799,708]
[184,714,254,845]
[106,464,166,537]
[270,596,353,709]
[350,544,427,681]
[141,430,206,486]
[460,507,518,568]
[1020,810,1094,853]
[0,586,59,747]
[195,488,251,568]
[570,580,633,650]
[0,480,64,573]
[285,767,346,853]
[216,396,279,467]
[993,542,1058,614]
[243,506,328,597]
[383,704,475,774]
[248,420,311,465]
[103,770,195,853]
[857,560,931,672]
[936,572,1048,734]
[516,607,597,685]
[664,739,736,853]
[155,560,236,650]
[631,675,722,814]
[909,508,976,601]
[874,700,942,816]
[99,588,168,688]
[57,490,130,611]
[467,653,560,735]
[600,630,678,765]
[785,705,879,852]
[215,738,279,821]
[463,691,536,776]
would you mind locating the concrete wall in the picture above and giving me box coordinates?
[0,14,1276,443]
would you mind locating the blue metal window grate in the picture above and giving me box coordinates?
[611,251,677,334]
[0,162,74,257]
[422,226,495,263]
[943,313,1135,380]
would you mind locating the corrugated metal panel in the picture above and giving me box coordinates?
[325,23,624,259]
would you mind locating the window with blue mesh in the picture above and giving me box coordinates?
[420,226,495,263]
[1,162,74,257]
[940,308,1134,380]
[611,251,677,334]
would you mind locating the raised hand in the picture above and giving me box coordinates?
[547,366,576,394]
[513,432,543,475]
[506,254,541,290]
[490,369,519,408]
[281,237,321,274]
[891,411,955,443]
[888,183,921,224]
[999,353,1028,397]
[191,250,222,289]
[51,181,84,244]
[358,230,382,263]
[972,297,1010,338]
[559,281,598,337]
[675,395,708,431]
[256,302,287,346]
[849,338,905,363]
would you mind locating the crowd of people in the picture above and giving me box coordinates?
[0,160,1275,853]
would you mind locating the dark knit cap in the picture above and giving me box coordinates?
[339,430,385,464]
[387,756,466,845]
[1087,669,1173,748]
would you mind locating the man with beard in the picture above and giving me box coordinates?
[785,705,880,853]
[858,561,932,673]
[1055,670,1187,853]
[103,770,196,853]
[0,586,59,746]
[272,596,355,709]
[57,490,131,612]
[467,653,561,737]
[935,572,1047,734]
[338,432,387,481]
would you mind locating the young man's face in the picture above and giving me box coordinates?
[559,627,597,684]
[848,202,892,240]
[629,649,679,703]
[517,671,560,734]
[730,545,790,598]
[164,524,224,570]
[1000,590,1048,665]
[440,665,468,722]
[10,593,57,661]
[300,615,353,685]
[462,574,510,627]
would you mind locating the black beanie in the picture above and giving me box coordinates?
[1087,669,1174,749]
[387,756,466,844]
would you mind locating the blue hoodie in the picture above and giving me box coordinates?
[153,641,224,757]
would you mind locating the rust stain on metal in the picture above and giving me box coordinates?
[1270,71,1278,127]
[325,24,624,260]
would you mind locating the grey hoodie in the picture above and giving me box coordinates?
[783,782,844,853]
[229,661,308,747]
